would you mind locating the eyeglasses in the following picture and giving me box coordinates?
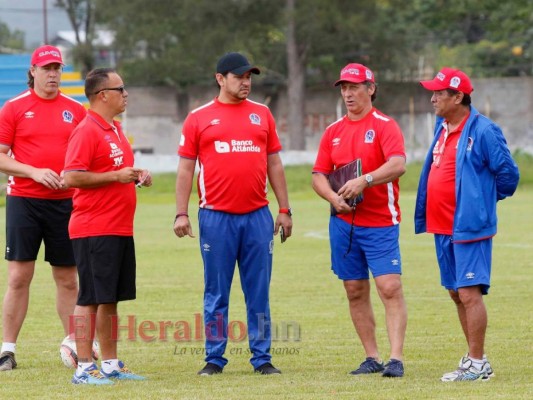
[93,86,125,95]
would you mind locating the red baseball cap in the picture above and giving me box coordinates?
[420,67,473,94]
[31,45,64,67]
[334,63,375,86]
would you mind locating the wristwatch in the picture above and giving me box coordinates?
[279,208,292,217]
[365,174,373,187]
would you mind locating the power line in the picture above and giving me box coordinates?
[0,7,63,13]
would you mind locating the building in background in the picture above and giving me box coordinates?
[51,30,117,68]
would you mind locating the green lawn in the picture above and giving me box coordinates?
[0,163,531,399]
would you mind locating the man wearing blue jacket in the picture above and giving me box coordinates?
[415,68,519,382]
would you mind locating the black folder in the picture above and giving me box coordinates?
[328,158,363,215]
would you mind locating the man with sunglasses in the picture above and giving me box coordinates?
[416,68,519,381]
[64,68,151,384]
[0,45,87,371]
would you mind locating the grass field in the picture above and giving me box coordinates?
[0,160,532,399]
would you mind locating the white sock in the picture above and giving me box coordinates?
[101,359,119,374]
[1,342,16,354]
[469,357,485,370]
[76,361,94,375]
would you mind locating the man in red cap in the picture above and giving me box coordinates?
[416,67,519,381]
[312,63,408,378]
[0,45,87,371]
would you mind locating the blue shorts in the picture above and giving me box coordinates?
[329,217,401,280]
[434,235,492,294]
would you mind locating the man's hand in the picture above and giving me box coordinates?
[135,169,153,187]
[173,215,195,238]
[274,213,293,241]
[116,167,144,183]
[31,168,62,190]
[337,176,365,203]
[331,195,355,214]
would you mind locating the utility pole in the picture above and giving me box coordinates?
[43,0,48,43]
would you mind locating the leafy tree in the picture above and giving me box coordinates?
[55,0,97,75]
[58,0,532,148]
[0,21,24,51]
[414,0,533,76]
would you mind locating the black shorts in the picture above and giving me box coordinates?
[5,196,75,266]
[72,236,136,305]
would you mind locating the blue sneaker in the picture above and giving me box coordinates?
[382,359,404,378]
[72,363,114,385]
[101,360,146,380]
[349,357,384,375]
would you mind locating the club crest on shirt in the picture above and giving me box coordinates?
[62,110,74,123]
[364,130,375,143]
[249,113,261,125]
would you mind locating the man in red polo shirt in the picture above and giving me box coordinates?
[0,45,86,371]
[313,63,407,378]
[64,68,151,385]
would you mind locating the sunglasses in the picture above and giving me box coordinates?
[93,85,125,95]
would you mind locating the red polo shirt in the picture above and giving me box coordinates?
[426,114,469,234]
[64,110,136,238]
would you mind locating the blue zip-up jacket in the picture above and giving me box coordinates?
[414,106,519,242]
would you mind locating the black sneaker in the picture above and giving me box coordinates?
[254,362,281,375]
[382,359,404,378]
[0,351,17,371]
[197,362,223,376]
[349,357,384,375]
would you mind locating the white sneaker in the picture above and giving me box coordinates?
[449,354,494,379]
[440,357,491,382]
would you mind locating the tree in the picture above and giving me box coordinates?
[96,0,284,118]
[55,0,97,75]
[414,0,533,76]
[285,0,306,149]
[67,0,532,148]
[0,21,24,52]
